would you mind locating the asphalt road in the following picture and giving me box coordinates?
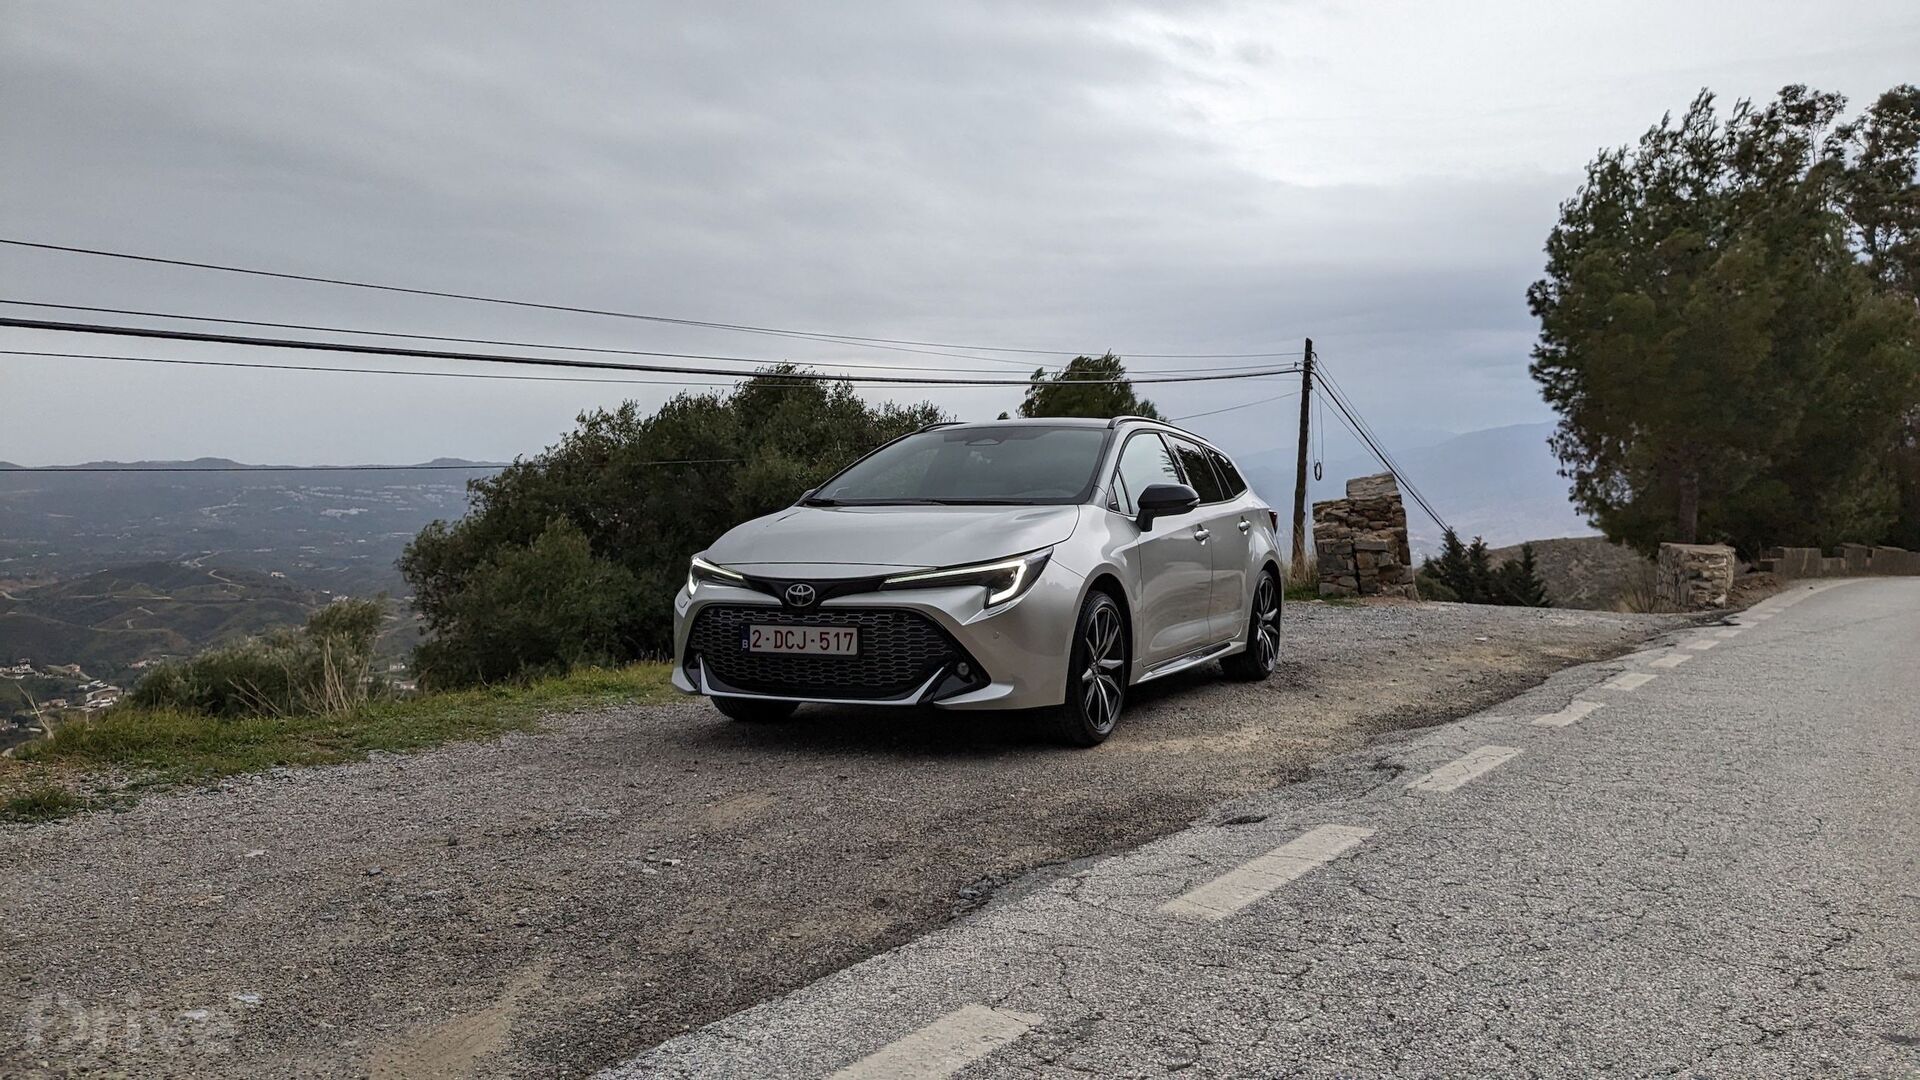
[617,578,1920,1079]
[1,601,1676,1078]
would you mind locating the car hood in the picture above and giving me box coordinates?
[706,504,1081,573]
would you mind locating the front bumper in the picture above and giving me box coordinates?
[671,560,1085,710]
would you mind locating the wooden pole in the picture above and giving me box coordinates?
[1289,338,1315,582]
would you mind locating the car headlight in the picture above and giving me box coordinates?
[881,549,1051,608]
[687,554,745,596]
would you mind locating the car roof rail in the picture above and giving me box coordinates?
[1106,414,1161,428]
[916,421,965,432]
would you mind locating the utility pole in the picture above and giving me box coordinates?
[1289,337,1315,582]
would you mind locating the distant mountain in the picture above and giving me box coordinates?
[1239,422,1594,556]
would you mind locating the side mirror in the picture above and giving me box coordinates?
[1135,483,1200,531]
[796,488,817,505]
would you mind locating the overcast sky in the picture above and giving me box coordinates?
[3,1,1916,468]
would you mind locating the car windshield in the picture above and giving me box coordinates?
[807,426,1109,505]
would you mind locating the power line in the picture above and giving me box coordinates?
[1169,389,1300,422]
[0,238,1304,361]
[0,459,737,474]
[1,348,864,389]
[0,317,1301,386]
[0,300,1295,377]
[1314,367,1450,534]
[1314,362,1443,523]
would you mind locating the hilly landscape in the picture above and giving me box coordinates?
[0,461,497,739]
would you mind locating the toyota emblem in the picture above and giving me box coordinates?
[783,582,817,608]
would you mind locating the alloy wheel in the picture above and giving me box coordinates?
[1252,574,1280,672]
[1079,601,1125,733]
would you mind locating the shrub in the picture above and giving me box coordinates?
[410,519,638,688]
[124,598,384,717]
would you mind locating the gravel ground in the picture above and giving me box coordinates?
[0,601,1678,1079]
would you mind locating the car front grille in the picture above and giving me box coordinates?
[688,605,968,700]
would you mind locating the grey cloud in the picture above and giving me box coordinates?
[6,1,1902,471]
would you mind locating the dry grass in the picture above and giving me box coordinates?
[2,662,679,818]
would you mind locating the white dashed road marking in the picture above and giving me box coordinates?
[1748,612,1774,621]
[829,1005,1043,1080]
[1534,700,1604,728]
[1715,627,1744,638]
[1407,745,1523,794]
[1684,639,1720,651]
[1603,672,1658,691]
[1650,653,1693,669]
[1159,825,1374,921]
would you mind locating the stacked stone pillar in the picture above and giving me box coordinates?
[1312,473,1418,599]
[1655,543,1734,609]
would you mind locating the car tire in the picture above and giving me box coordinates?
[1047,590,1128,747]
[1222,568,1282,681]
[712,696,799,723]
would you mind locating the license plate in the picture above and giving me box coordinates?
[742,625,858,656]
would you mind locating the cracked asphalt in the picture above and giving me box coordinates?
[613,578,1920,1079]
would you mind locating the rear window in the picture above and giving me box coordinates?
[1207,447,1248,498]
[1170,438,1228,503]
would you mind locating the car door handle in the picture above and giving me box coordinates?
[1237,518,1251,533]
[1194,526,1210,542]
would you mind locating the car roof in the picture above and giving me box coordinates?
[920,416,1221,448]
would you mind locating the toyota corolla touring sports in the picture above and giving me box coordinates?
[671,416,1284,745]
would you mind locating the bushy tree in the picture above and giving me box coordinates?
[409,519,636,686]
[1007,353,1160,420]
[1529,84,1920,555]
[401,369,945,686]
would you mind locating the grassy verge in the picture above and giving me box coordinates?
[1,662,677,818]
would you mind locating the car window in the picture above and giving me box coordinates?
[1112,433,1181,516]
[1170,438,1228,503]
[1207,447,1248,498]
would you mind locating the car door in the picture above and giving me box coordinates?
[1168,436,1250,641]
[1109,432,1215,668]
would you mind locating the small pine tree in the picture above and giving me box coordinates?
[1465,537,1495,604]
[1423,528,1475,601]
[1495,543,1554,607]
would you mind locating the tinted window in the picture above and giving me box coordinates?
[1207,447,1248,498]
[811,426,1108,505]
[1170,438,1228,503]
[1112,433,1181,516]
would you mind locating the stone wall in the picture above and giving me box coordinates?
[1656,543,1735,609]
[1757,544,1920,578]
[1312,473,1418,599]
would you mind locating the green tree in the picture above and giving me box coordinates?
[1528,85,1920,555]
[401,368,945,686]
[1420,528,1475,600]
[1465,537,1496,603]
[1007,352,1160,420]
[410,519,636,687]
[1494,543,1554,607]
